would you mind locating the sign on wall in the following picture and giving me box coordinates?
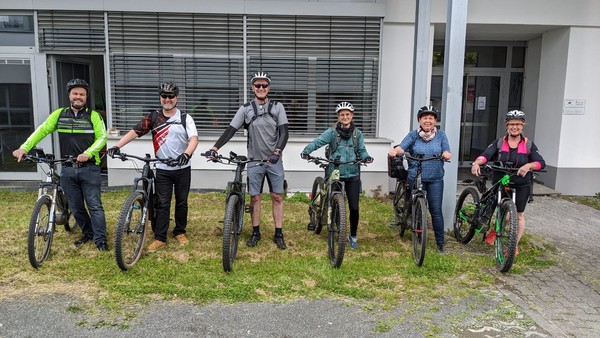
[563,99,585,115]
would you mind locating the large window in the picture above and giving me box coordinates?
[108,12,381,136]
[0,60,35,172]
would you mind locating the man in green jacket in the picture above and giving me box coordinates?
[13,78,109,251]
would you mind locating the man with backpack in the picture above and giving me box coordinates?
[107,82,198,251]
[205,72,290,250]
[13,78,109,251]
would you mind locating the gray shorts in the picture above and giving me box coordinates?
[246,159,285,196]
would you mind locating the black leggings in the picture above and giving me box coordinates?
[342,178,361,237]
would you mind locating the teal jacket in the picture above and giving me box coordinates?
[302,127,370,179]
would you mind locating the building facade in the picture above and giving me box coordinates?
[1,0,599,196]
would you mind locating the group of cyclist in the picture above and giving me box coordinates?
[12,72,545,257]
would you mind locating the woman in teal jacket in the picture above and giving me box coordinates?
[301,102,373,249]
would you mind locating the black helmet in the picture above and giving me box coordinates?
[159,81,179,96]
[251,71,271,84]
[505,110,526,122]
[417,105,438,119]
[66,78,89,94]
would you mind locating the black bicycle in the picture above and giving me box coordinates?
[110,152,178,271]
[23,148,78,269]
[202,151,265,272]
[390,154,446,266]
[453,162,542,272]
[306,155,367,268]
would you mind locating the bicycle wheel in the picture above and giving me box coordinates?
[495,199,518,273]
[453,187,479,244]
[308,177,324,233]
[412,197,428,266]
[328,194,347,268]
[114,191,148,271]
[28,196,54,269]
[56,190,77,232]
[223,194,242,272]
[393,181,409,237]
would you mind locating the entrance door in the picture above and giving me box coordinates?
[459,74,502,165]
[52,57,93,109]
[430,72,505,166]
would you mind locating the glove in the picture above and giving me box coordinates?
[176,153,191,166]
[204,149,218,158]
[364,156,374,163]
[300,152,310,160]
[107,146,120,158]
[267,153,280,164]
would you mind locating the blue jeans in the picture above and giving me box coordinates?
[422,179,445,247]
[60,165,107,245]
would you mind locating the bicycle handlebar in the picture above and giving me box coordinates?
[305,155,369,166]
[201,151,266,165]
[397,154,449,163]
[111,152,179,167]
[23,153,77,166]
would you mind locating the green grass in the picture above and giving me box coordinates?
[560,193,600,211]
[0,189,556,326]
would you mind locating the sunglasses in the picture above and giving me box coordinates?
[253,84,270,89]
[160,94,176,99]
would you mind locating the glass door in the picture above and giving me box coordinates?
[459,74,501,165]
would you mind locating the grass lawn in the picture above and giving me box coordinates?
[0,189,554,318]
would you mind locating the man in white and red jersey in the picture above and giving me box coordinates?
[108,82,198,251]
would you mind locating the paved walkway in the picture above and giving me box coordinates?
[499,196,600,337]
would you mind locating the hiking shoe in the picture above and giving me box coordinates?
[147,240,166,252]
[73,236,92,248]
[348,236,358,249]
[246,233,261,247]
[96,242,109,251]
[273,234,287,250]
[437,244,445,254]
[174,234,189,245]
[485,230,496,245]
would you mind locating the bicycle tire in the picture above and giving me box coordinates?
[328,194,347,268]
[308,177,324,232]
[222,194,241,272]
[310,177,325,234]
[393,181,409,237]
[28,196,54,269]
[453,187,479,244]
[412,197,428,266]
[114,191,148,271]
[56,190,78,232]
[495,199,519,273]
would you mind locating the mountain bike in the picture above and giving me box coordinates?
[110,152,178,271]
[453,162,542,272]
[390,154,446,267]
[23,148,78,269]
[305,155,367,268]
[202,151,265,272]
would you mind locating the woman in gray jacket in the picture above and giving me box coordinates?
[301,102,373,249]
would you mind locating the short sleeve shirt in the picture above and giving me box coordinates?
[133,109,198,170]
[229,99,288,160]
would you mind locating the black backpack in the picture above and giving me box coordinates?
[149,110,189,139]
[243,100,278,129]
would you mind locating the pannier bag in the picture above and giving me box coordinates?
[387,156,408,179]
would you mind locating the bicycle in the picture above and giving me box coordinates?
[110,152,178,271]
[202,151,265,272]
[23,148,78,269]
[390,154,446,267]
[305,155,367,268]
[453,162,542,272]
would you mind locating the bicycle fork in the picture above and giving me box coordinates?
[37,184,57,235]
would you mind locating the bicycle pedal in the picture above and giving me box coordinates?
[244,206,251,213]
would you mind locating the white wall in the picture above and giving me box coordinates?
[559,27,600,168]
[534,28,569,167]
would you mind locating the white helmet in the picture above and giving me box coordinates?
[505,110,526,122]
[251,71,271,84]
[336,101,354,114]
